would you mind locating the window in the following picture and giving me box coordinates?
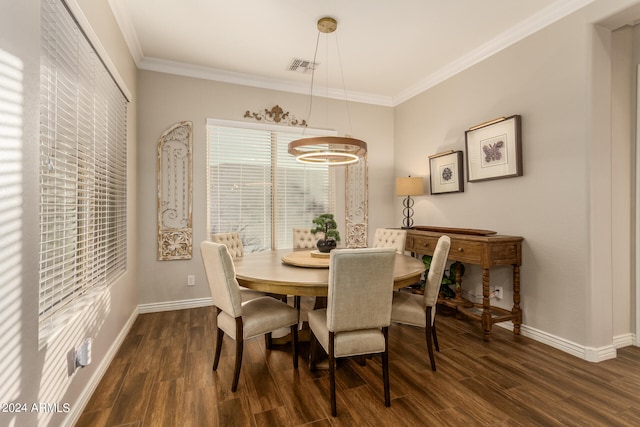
[207,119,334,252]
[39,0,128,343]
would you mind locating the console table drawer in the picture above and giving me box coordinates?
[449,239,483,263]
[407,235,439,252]
[408,236,482,263]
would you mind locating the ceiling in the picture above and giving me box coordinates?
[109,0,594,106]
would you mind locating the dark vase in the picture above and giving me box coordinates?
[316,239,337,253]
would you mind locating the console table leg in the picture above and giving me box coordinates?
[512,265,522,335]
[482,268,492,341]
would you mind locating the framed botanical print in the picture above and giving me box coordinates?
[429,150,464,194]
[465,115,522,182]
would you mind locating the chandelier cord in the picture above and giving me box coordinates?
[334,31,354,138]
[302,30,322,139]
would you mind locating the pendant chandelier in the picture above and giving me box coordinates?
[288,17,368,166]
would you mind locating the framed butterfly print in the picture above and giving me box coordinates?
[465,115,522,182]
[429,150,464,194]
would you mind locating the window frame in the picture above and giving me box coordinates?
[206,118,336,251]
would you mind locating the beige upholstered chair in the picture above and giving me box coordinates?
[293,227,319,249]
[211,232,263,302]
[391,235,450,371]
[200,241,299,392]
[210,232,244,257]
[372,228,407,254]
[308,247,396,416]
[292,227,320,310]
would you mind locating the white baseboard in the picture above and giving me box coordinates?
[496,322,619,362]
[613,333,636,348]
[65,306,139,427]
[138,297,213,313]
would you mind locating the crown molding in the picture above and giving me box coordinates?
[139,57,395,106]
[108,0,144,65]
[393,0,595,105]
[110,0,593,107]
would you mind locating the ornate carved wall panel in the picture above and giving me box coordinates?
[157,121,193,260]
[345,155,368,248]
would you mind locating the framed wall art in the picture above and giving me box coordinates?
[429,150,464,194]
[465,115,522,182]
[157,121,193,260]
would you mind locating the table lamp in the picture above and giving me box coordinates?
[396,176,424,228]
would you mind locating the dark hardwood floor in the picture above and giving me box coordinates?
[77,301,640,426]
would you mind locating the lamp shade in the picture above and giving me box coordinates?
[396,176,424,197]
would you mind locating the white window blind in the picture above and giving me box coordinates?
[39,0,128,343]
[207,120,334,252]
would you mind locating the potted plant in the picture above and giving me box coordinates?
[311,213,341,253]
[420,255,465,298]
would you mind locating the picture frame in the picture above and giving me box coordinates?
[429,150,464,194]
[465,115,522,182]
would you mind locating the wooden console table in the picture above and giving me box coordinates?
[405,226,523,341]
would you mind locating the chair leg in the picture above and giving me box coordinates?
[265,332,272,350]
[329,331,337,417]
[382,327,390,407]
[291,324,298,369]
[213,307,223,371]
[309,331,317,371]
[432,318,440,352]
[231,318,244,392]
[212,327,224,371]
[425,307,436,371]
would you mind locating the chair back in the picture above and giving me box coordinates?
[211,232,244,258]
[293,228,318,249]
[372,228,407,254]
[200,241,243,318]
[423,236,451,309]
[327,247,396,332]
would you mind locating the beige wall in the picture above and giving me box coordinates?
[0,0,138,425]
[136,71,394,305]
[394,2,640,353]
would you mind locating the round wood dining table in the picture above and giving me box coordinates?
[233,249,425,296]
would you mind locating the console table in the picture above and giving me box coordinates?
[405,226,523,341]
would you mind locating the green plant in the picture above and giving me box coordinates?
[421,255,464,298]
[311,213,340,242]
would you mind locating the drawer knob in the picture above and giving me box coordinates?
[423,243,429,247]
[458,247,464,252]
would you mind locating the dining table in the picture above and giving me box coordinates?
[233,248,426,296]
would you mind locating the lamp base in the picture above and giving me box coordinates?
[401,196,415,228]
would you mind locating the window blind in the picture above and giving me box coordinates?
[207,120,334,252]
[39,0,127,343]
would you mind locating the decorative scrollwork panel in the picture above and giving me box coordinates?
[158,121,193,260]
[345,155,368,248]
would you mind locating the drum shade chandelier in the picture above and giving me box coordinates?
[288,17,368,166]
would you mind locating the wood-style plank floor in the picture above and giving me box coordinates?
[77,302,640,426]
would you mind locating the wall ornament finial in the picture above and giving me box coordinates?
[244,104,307,127]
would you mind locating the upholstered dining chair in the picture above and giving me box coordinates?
[291,227,320,310]
[211,232,264,302]
[210,231,245,257]
[200,241,299,392]
[293,227,319,250]
[391,235,451,371]
[308,247,396,416]
[210,232,290,345]
[372,228,407,254]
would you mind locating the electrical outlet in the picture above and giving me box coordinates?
[187,275,195,286]
[494,286,504,300]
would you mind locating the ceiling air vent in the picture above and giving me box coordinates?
[288,58,318,74]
